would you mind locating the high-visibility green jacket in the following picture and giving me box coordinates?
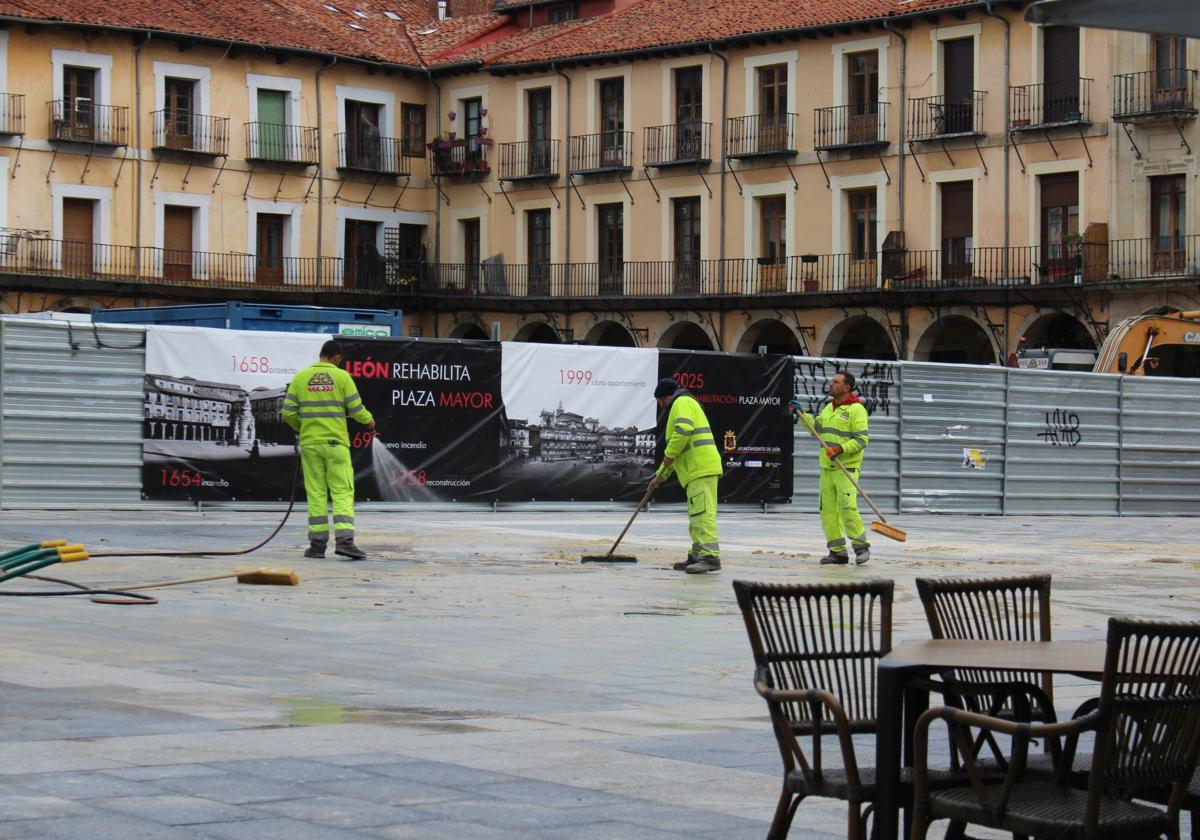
[804,395,869,470]
[282,362,373,447]
[656,390,723,488]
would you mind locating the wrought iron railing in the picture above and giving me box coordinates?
[151,111,229,156]
[429,137,491,177]
[498,139,560,180]
[244,122,320,164]
[908,93,985,139]
[335,132,408,175]
[1010,79,1092,129]
[644,121,712,166]
[0,94,25,136]
[568,131,633,173]
[5,230,1193,300]
[1112,69,1198,120]
[814,103,888,150]
[725,114,798,158]
[48,100,128,146]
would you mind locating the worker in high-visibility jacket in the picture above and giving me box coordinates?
[283,339,375,561]
[648,377,724,574]
[788,370,870,565]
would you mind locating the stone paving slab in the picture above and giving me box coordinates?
[2,508,1199,838]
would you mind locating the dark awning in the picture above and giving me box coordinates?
[1026,0,1200,37]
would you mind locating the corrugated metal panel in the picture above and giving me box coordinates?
[0,318,146,508]
[900,361,1007,514]
[1119,377,1200,515]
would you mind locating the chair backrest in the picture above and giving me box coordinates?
[915,574,1054,708]
[1090,617,1200,804]
[733,578,893,734]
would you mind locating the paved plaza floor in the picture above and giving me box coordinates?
[1,505,1198,839]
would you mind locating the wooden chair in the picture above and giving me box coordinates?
[910,616,1200,840]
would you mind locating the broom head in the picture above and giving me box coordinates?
[870,520,907,542]
[235,567,300,585]
[580,555,638,564]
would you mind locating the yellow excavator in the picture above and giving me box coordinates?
[1093,308,1200,377]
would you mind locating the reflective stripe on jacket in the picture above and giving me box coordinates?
[656,390,723,488]
[809,397,869,470]
[282,362,374,447]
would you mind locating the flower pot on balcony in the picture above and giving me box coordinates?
[1011,117,1030,128]
[477,137,494,146]
[803,279,819,292]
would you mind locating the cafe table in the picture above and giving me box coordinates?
[872,639,1107,840]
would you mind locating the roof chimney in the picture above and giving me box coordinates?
[437,0,449,19]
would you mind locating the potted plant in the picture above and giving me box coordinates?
[427,135,451,151]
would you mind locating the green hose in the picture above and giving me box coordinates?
[0,548,54,572]
[0,551,60,583]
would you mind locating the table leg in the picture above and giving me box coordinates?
[874,661,905,840]
[902,682,930,840]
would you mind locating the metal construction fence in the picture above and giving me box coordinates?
[792,355,1200,516]
[1,317,1197,514]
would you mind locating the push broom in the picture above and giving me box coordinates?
[797,413,907,542]
[581,483,656,563]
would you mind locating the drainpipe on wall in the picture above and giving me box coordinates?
[426,69,442,337]
[709,43,728,351]
[315,57,338,285]
[555,64,572,338]
[985,2,1011,268]
[883,20,906,239]
[133,35,149,279]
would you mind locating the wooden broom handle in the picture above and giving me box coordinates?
[797,412,890,523]
[607,483,656,556]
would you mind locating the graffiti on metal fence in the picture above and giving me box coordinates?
[1037,409,1082,447]
[795,358,896,416]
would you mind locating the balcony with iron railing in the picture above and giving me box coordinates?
[151,111,229,157]
[814,103,888,151]
[725,114,798,159]
[335,132,408,176]
[644,121,712,167]
[498,139,560,180]
[0,94,25,136]
[907,93,985,140]
[48,100,128,146]
[569,131,633,174]
[244,122,320,165]
[1010,78,1092,129]
[429,135,491,177]
[1112,69,1198,122]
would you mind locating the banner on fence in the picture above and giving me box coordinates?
[141,327,794,504]
[658,350,795,503]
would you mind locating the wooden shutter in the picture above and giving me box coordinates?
[940,182,973,239]
[62,199,93,243]
[163,207,193,253]
[943,39,974,103]
[1043,26,1079,83]
[1040,172,1078,208]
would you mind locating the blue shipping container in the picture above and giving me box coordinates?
[93,302,402,337]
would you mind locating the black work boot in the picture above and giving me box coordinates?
[686,556,721,574]
[303,540,327,559]
[854,548,871,565]
[334,539,367,561]
[672,553,699,571]
[820,552,850,565]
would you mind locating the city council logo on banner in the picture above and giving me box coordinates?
[723,430,737,452]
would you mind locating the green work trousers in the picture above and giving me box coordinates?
[686,474,720,559]
[301,441,356,544]
[819,467,869,556]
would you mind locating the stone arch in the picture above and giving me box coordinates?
[657,320,716,351]
[584,320,636,347]
[449,320,489,340]
[1019,311,1097,350]
[734,318,801,354]
[511,321,562,344]
[58,296,107,314]
[914,315,997,365]
[820,315,897,360]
